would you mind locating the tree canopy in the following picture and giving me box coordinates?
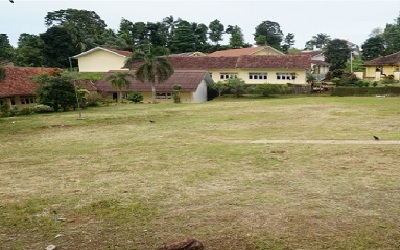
[254,21,283,49]
[324,39,351,71]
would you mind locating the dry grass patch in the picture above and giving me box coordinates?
[1,97,400,249]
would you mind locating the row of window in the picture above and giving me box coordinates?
[213,72,297,80]
[0,97,36,106]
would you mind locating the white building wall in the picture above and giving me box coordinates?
[192,80,208,103]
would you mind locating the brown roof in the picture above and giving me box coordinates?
[208,46,282,57]
[364,52,400,66]
[165,54,311,70]
[107,48,133,57]
[72,47,133,59]
[0,67,57,98]
[311,60,330,66]
[166,56,238,70]
[96,70,211,92]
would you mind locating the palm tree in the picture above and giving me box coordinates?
[106,71,134,103]
[125,50,174,104]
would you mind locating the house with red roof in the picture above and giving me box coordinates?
[364,51,400,81]
[96,70,213,103]
[0,67,56,109]
[71,47,133,73]
[166,54,311,85]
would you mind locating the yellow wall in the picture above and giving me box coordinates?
[77,50,128,72]
[365,65,400,78]
[209,68,307,85]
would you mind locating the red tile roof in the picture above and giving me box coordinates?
[311,60,330,66]
[96,70,211,92]
[107,48,133,57]
[165,54,311,70]
[0,67,57,98]
[208,46,282,57]
[364,52,400,66]
[76,80,98,91]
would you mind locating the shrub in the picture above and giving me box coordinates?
[0,102,10,114]
[372,81,378,87]
[127,92,144,103]
[86,93,108,107]
[255,84,280,97]
[330,86,400,97]
[31,104,54,113]
[18,107,33,116]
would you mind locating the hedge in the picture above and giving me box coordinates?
[330,86,400,97]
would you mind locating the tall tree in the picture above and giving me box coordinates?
[192,22,209,51]
[40,26,79,68]
[361,36,385,61]
[209,19,224,45]
[106,71,134,103]
[281,33,295,54]
[45,9,107,52]
[172,20,196,53]
[324,39,351,71]
[226,25,244,48]
[125,51,174,104]
[118,18,135,49]
[305,33,331,50]
[163,15,180,47]
[0,34,15,62]
[254,21,283,49]
[14,34,45,67]
[382,16,400,55]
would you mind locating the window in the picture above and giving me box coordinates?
[10,99,15,105]
[20,97,36,105]
[156,92,172,99]
[276,73,296,80]
[249,73,267,80]
[219,73,238,80]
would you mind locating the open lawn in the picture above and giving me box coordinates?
[1,97,400,249]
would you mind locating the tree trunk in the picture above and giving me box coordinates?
[119,90,122,103]
[151,82,157,104]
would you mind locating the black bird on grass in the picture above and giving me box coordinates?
[149,120,156,123]
[9,0,14,3]
[373,136,379,140]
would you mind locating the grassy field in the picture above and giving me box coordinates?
[1,97,400,249]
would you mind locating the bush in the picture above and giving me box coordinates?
[127,92,144,103]
[31,104,54,113]
[330,86,400,97]
[18,107,33,116]
[86,93,109,107]
[252,84,294,97]
[0,102,10,114]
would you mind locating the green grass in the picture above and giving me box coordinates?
[1,97,400,249]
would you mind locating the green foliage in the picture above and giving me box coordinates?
[254,20,283,49]
[372,81,378,87]
[210,81,229,97]
[0,34,15,62]
[14,34,45,67]
[361,36,385,61]
[346,58,364,72]
[172,20,196,53]
[208,19,224,45]
[325,39,351,71]
[40,26,79,68]
[76,72,105,81]
[304,33,331,50]
[281,33,295,54]
[31,104,54,113]
[331,86,400,96]
[253,84,293,97]
[106,72,134,103]
[355,80,371,88]
[0,102,10,115]
[126,50,174,104]
[226,25,244,48]
[127,92,144,103]
[18,107,33,116]
[225,78,246,98]
[380,78,396,85]
[34,71,77,112]
[86,93,110,107]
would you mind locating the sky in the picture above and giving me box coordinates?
[1,0,400,49]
